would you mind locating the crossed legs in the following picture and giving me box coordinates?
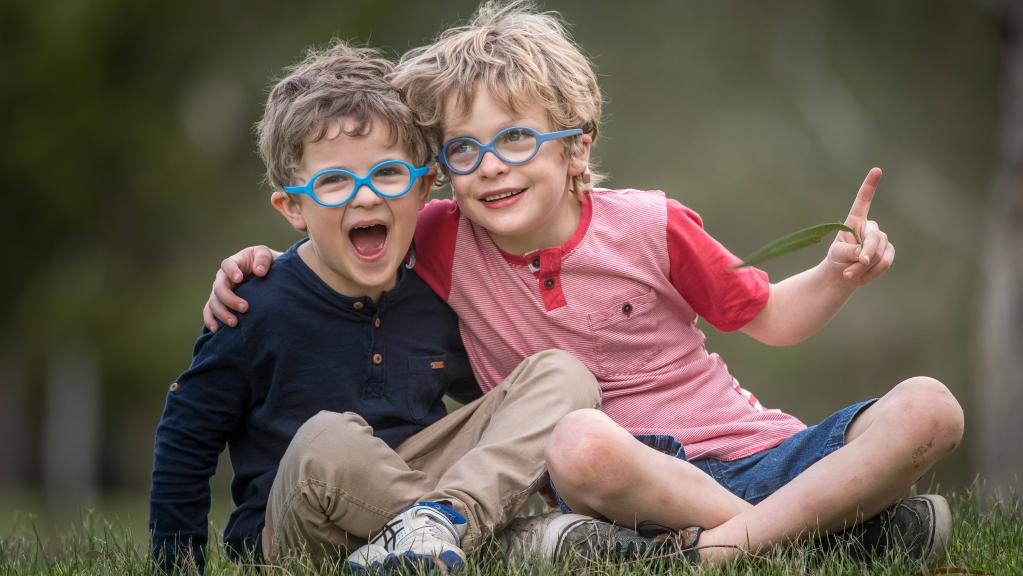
[546,376,964,564]
[263,349,601,563]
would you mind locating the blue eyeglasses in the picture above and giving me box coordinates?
[284,160,430,207]
[438,126,583,175]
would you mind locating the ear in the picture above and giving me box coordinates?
[271,191,308,232]
[567,133,593,177]
[415,167,437,210]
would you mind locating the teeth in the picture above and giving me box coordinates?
[483,190,521,202]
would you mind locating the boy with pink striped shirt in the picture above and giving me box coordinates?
[208,1,963,567]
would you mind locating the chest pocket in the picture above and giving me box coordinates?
[407,355,448,421]
[587,287,662,377]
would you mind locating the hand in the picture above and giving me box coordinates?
[202,245,279,331]
[825,167,894,287]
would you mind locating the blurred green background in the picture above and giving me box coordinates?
[1,0,1017,545]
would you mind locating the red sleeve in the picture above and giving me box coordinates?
[666,198,770,332]
[413,199,461,301]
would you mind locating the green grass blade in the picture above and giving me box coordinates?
[733,223,854,269]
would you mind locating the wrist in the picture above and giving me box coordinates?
[815,258,858,298]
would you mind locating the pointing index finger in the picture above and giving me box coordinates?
[845,167,882,227]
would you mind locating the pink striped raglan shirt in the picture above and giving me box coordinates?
[413,188,807,461]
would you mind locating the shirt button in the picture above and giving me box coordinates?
[544,278,555,289]
[169,382,179,392]
[372,353,383,365]
[531,256,541,269]
[374,318,381,329]
[622,303,633,315]
[353,301,365,311]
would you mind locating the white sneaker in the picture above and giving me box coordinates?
[346,502,468,574]
[497,511,676,562]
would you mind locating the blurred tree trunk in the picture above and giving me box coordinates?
[976,1,1023,500]
[44,343,100,510]
[0,349,27,484]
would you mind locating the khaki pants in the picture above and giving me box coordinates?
[261,349,600,562]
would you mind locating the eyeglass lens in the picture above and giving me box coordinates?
[445,128,539,172]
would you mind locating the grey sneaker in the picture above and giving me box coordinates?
[346,502,468,574]
[829,494,953,565]
[497,511,690,563]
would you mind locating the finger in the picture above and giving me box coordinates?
[221,256,247,285]
[859,242,895,283]
[212,269,249,314]
[842,261,869,280]
[867,228,889,268]
[857,221,882,266]
[203,302,219,333]
[835,228,858,246]
[844,167,883,231]
[208,296,238,328]
[254,246,274,276]
[828,242,862,266]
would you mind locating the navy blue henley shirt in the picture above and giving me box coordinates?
[149,239,479,570]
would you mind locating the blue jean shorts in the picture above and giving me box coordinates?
[551,399,877,512]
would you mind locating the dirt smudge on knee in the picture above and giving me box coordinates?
[910,438,936,468]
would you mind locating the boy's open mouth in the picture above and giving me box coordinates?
[349,224,388,257]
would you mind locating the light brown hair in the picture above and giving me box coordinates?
[391,0,604,188]
[257,40,432,191]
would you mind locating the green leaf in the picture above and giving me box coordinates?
[733,223,855,269]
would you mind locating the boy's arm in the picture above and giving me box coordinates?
[203,199,462,330]
[149,329,251,571]
[202,246,281,331]
[741,168,894,345]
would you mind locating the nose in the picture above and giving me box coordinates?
[347,183,382,208]
[476,149,508,179]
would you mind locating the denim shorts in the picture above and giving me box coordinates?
[551,399,877,512]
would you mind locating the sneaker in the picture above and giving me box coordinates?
[496,511,695,563]
[346,502,468,574]
[637,521,703,565]
[827,494,953,565]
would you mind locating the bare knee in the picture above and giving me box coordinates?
[546,409,634,499]
[886,377,964,462]
[546,409,613,473]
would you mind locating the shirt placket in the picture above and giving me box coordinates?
[354,298,386,399]
[528,248,567,311]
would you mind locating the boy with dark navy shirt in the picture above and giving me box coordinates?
[148,41,600,573]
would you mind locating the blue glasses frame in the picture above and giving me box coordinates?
[438,126,583,175]
[284,160,430,207]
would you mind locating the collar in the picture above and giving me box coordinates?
[499,190,593,267]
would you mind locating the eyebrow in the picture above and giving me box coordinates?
[444,120,544,141]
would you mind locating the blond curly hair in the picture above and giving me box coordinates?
[391,0,603,189]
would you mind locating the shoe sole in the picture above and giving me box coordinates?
[347,550,465,575]
[922,494,953,566]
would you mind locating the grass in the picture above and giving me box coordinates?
[1,489,1020,575]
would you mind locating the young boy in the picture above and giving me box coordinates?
[207,0,964,567]
[149,40,603,573]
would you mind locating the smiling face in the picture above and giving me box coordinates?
[272,116,430,301]
[441,86,591,255]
